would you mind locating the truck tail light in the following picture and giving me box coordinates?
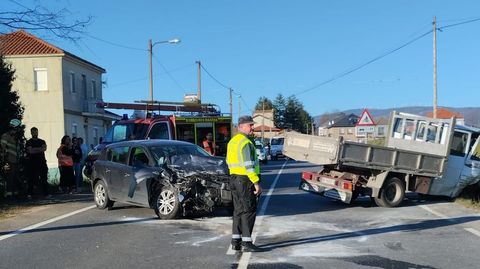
[342,182,353,191]
[302,171,313,180]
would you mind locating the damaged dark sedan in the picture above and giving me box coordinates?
[90,140,232,219]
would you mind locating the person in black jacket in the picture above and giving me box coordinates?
[26,127,50,198]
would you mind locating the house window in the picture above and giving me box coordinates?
[378,126,385,136]
[91,80,96,99]
[340,128,345,134]
[82,74,87,99]
[72,123,78,137]
[69,72,76,93]
[347,128,353,134]
[34,68,48,91]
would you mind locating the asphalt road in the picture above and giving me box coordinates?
[1,160,480,269]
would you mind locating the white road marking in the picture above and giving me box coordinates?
[464,227,480,238]
[228,160,288,269]
[419,205,450,220]
[420,204,480,238]
[0,205,96,242]
[192,235,225,246]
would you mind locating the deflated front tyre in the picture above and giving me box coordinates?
[154,185,180,220]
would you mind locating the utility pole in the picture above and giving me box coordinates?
[433,16,438,118]
[148,39,154,103]
[196,60,202,103]
[262,100,265,142]
[147,38,180,105]
[229,88,233,132]
[238,95,241,119]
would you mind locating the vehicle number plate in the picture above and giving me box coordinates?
[321,177,336,186]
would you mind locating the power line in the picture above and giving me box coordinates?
[439,17,480,30]
[294,29,433,96]
[152,54,186,93]
[294,16,480,97]
[200,63,231,90]
[108,63,194,88]
[85,33,146,51]
[240,95,253,113]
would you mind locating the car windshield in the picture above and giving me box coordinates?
[103,123,149,143]
[149,144,210,166]
[271,138,284,145]
[255,144,264,150]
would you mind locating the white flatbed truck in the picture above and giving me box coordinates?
[283,112,480,207]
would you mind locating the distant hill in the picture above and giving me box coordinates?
[314,106,480,127]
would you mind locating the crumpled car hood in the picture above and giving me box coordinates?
[168,154,229,176]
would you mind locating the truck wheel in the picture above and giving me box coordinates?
[374,177,405,207]
[154,186,180,220]
[94,180,114,209]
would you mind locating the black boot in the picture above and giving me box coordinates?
[241,241,262,252]
[231,239,241,251]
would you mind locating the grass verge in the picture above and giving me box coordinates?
[0,204,34,219]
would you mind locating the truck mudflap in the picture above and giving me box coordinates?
[299,175,353,204]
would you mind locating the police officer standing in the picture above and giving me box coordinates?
[226,115,262,252]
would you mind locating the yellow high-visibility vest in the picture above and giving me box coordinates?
[226,133,260,183]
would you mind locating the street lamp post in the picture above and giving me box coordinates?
[148,38,181,104]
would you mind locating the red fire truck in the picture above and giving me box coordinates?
[83,101,232,177]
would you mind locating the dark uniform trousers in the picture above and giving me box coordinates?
[230,175,257,241]
[27,161,49,196]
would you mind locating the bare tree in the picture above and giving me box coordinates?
[0,1,91,42]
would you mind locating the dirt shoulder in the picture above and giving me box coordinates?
[0,193,94,221]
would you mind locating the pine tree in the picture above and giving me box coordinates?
[0,55,24,135]
[273,94,286,128]
[254,97,273,111]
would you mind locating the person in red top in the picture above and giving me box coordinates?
[56,135,74,193]
[202,133,216,156]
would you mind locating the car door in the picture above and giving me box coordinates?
[429,130,471,197]
[107,145,131,202]
[124,146,156,206]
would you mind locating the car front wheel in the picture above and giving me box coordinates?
[154,186,180,220]
[94,180,114,209]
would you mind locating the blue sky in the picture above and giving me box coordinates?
[6,0,480,118]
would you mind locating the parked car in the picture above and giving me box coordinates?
[90,140,232,219]
[255,143,268,164]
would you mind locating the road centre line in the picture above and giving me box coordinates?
[0,205,96,242]
[419,204,480,238]
[229,160,288,268]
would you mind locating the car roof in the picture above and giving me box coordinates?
[104,139,195,149]
[456,124,480,134]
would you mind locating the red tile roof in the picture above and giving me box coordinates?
[426,108,464,119]
[0,30,64,55]
[0,30,105,73]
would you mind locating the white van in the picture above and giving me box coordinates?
[269,136,285,160]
